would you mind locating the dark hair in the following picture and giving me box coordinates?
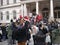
[39,23,42,27]
[16,20,20,25]
[25,21,30,28]
[10,19,13,22]
[25,21,30,26]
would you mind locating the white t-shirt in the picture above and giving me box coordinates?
[31,25,39,35]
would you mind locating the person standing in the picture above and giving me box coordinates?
[16,20,31,45]
[1,26,6,40]
[35,23,48,45]
[7,19,13,45]
[31,25,39,45]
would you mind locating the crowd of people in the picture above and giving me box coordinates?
[0,14,59,45]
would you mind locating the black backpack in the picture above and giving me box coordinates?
[35,29,46,42]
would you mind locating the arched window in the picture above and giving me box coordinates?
[13,0,16,3]
[6,11,9,20]
[32,9,36,16]
[0,12,3,20]
[13,10,16,19]
[42,8,49,18]
[54,7,60,18]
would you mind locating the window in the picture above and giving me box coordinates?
[13,0,16,3]
[1,0,3,6]
[13,10,16,19]
[6,11,9,20]
[54,7,60,18]
[42,12,49,18]
[54,12,57,18]
[42,12,45,17]
[32,9,36,16]
[7,0,9,5]
[0,12,3,20]
[42,8,49,18]
[58,11,60,18]
[54,11,60,18]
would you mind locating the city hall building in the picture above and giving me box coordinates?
[0,0,60,24]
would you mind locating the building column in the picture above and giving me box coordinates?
[36,1,39,15]
[24,4,27,16]
[49,0,54,21]
[21,4,24,17]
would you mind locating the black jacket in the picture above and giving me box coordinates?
[35,28,48,42]
[16,21,31,42]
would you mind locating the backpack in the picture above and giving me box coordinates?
[35,29,46,42]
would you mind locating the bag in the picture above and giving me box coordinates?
[45,35,51,43]
[35,30,45,42]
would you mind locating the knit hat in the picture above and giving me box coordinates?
[24,16,30,22]
[20,15,23,19]
[36,14,43,22]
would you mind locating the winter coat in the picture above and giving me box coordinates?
[16,26,31,42]
[16,21,31,42]
[6,24,13,38]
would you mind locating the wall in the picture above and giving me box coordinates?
[0,6,21,23]
[0,0,20,6]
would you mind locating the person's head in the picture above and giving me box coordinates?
[25,21,30,28]
[39,23,42,28]
[10,19,13,23]
[39,23,45,30]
